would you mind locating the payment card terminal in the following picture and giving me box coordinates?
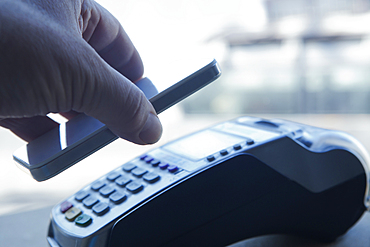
[47,116,370,247]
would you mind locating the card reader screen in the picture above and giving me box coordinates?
[163,130,245,161]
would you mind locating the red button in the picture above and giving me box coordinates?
[60,201,73,213]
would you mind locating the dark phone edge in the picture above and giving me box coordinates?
[150,59,221,114]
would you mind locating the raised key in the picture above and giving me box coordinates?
[82,196,99,209]
[126,181,144,194]
[143,172,160,183]
[75,214,92,227]
[115,176,132,187]
[122,163,137,172]
[75,191,89,202]
[131,167,148,177]
[93,202,110,216]
[150,159,161,167]
[159,163,169,170]
[91,181,106,191]
[107,172,121,181]
[168,165,179,173]
[60,201,73,213]
[109,191,127,204]
[65,207,82,222]
[100,185,116,197]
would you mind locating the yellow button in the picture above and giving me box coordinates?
[65,207,82,222]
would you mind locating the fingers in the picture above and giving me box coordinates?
[75,1,162,145]
[82,1,144,82]
[0,116,59,142]
[0,0,162,145]
[73,41,162,145]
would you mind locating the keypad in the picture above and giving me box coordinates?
[61,154,182,227]
[57,125,261,231]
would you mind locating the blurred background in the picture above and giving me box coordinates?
[109,0,370,115]
[1,0,370,246]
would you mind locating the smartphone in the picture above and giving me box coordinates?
[13,59,221,181]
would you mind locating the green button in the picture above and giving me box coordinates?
[75,214,92,227]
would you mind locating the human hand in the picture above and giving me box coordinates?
[0,0,162,145]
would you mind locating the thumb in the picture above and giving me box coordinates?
[75,46,162,145]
